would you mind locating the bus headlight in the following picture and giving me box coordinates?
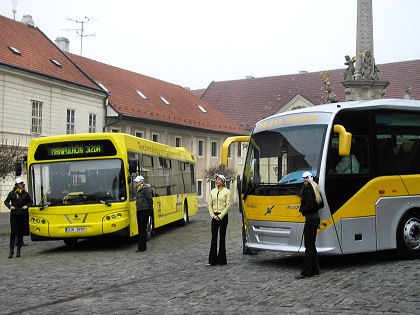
[111,214,116,219]
[117,213,122,218]
[36,219,40,223]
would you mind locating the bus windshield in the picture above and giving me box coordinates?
[243,125,327,196]
[29,159,126,206]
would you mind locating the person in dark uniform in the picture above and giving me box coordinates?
[4,178,32,258]
[134,175,153,252]
[295,171,323,279]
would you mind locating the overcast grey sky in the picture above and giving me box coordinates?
[1,0,420,89]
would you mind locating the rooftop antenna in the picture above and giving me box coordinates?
[61,16,96,55]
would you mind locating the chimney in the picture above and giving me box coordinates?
[55,37,70,52]
[20,15,35,27]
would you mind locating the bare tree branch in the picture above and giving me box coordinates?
[0,139,26,180]
[203,165,237,182]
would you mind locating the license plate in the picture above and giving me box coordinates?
[65,227,87,233]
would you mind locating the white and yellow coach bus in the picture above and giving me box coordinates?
[222,99,420,258]
[27,133,198,247]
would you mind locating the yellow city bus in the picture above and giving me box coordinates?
[222,99,420,258]
[27,133,198,247]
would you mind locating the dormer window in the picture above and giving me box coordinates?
[160,96,171,106]
[136,90,148,100]
[50,59,62,67]
[197,104,207,113]
[8,46,21,55]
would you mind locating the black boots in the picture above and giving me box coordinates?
[8,247,14,258]
[8,235,15,258]
[8,235,22,258]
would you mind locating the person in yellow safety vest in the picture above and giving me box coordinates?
[207,174,231,266]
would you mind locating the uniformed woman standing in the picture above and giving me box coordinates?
[296,171,323,279]
[4,178,32,258]
[208,174,231,265]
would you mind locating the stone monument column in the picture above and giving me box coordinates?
[341,0,389,101]
[354,0,373,80]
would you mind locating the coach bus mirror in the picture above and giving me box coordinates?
[334,124,352,156]
[128,160,137,174]
[221,136,250,166]
[15,161,22,176]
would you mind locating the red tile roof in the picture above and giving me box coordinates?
[201,60,420,130]
[68,53,246,134]
[0,15,101,91]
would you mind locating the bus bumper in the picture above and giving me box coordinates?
[245,219,341,254]
[29,210,130,239]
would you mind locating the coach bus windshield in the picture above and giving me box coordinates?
[243,125,327,196]
[29,159,126,206]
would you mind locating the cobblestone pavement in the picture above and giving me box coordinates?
[0,207,419,314]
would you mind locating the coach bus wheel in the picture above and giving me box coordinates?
[146,214,154,241]
[179,203,189,226]
[397,210,420,259]
[63,238,78,249]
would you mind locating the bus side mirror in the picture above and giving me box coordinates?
[221,136,250,166]
[128,159,137,174]
[334,124,352,156]
[15,161,22,176]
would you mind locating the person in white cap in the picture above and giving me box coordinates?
[295,171,323,279]
[134,175,153,252]
[207,174,231,265]
[4,178,32,258]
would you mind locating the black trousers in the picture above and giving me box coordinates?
[137,210,150,251]
[209,214,228,265]
[301,214,320,276]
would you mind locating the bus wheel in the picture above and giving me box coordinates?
[397,210,420,259]
[63,238,78,249]
[179,203,189,226]
[146,214,154,241]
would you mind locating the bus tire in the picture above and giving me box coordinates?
[397,210,420,259]
[63,238,78,249]
[146,214,154,241]
[179,202,189,226]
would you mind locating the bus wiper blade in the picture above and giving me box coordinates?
[243,183,262,201]
[100,200,112,207]
[277,185,300,195]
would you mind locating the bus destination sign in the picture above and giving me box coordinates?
[49,144,103,157]
[35,140,117,160]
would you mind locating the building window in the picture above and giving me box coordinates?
[175,137,181,147]
[197,180,202,196]
[198,140,204,157]
[66,109,75,134]
[160,96,171,105]
[136,90,148,100]
[31,100,42,134]
[89,113,96,133]
[238,142,242,157]
[135,131,143,138]
[210,180,216,190]
[111,128,120,133]
[152,134,159,142]
[211,141,217,157]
